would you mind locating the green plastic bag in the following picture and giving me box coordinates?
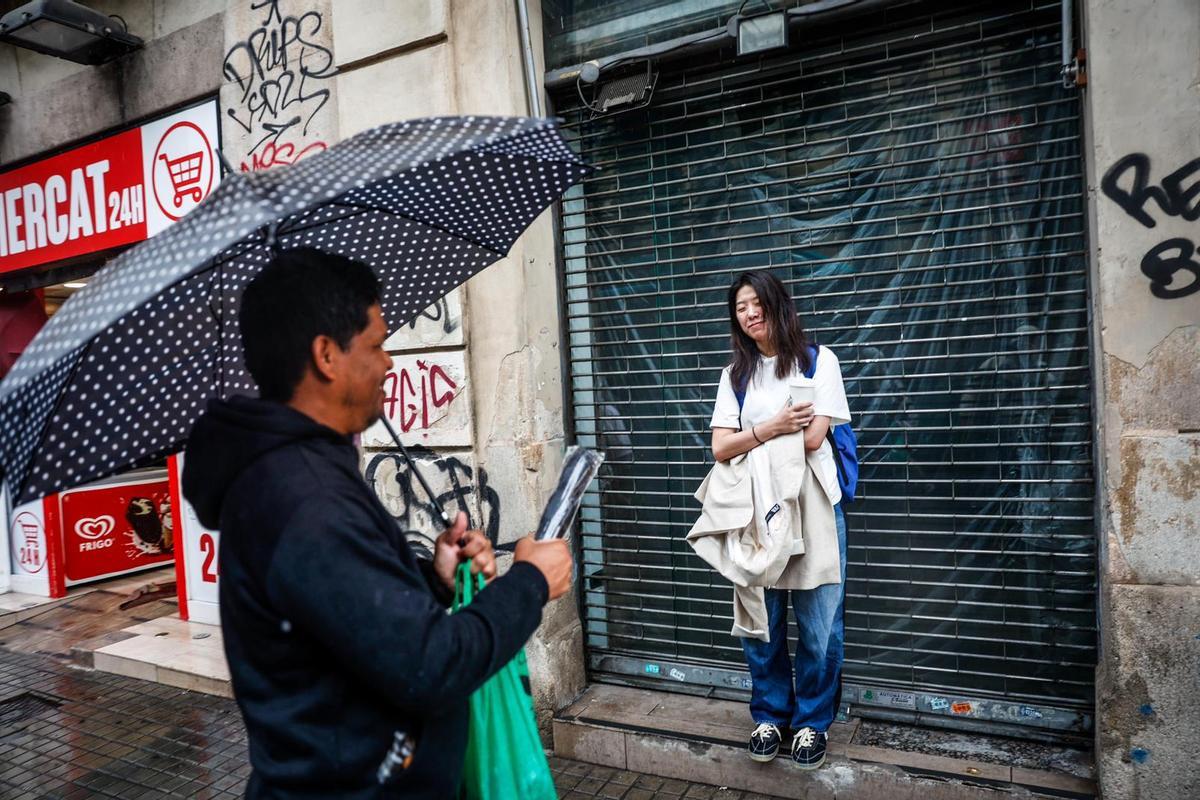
[453,561,557,800]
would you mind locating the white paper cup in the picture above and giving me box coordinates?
[788,384,815,406]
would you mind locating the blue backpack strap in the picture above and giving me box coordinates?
[803,343,819,380]
[734,378,747,430]
[830,424,858,501]
[808,343,859,502]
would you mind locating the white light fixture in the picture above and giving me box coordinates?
[736,8,789,57]
[63,282,87,288]
[0,0,142,65]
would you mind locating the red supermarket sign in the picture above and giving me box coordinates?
[0,100,220,274]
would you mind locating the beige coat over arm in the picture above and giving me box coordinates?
[687,431,840,642]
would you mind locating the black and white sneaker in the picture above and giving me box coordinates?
[791,727,827,769]
[748,722,782,762]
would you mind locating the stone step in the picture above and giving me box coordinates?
[553,684,1096,800]
[90,615,232,698]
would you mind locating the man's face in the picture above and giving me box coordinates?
[337,304,392,434]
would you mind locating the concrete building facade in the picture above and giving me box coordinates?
[0,1,1196,798]
[1082,1,1200,797]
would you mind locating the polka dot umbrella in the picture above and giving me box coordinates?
[0,116,590,505]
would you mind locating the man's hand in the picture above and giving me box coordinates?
[514,536,573,601]
[432,512,497,591]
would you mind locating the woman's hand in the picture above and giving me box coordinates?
[762,402,815,437]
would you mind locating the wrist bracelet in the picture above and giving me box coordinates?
[751,425,763,444]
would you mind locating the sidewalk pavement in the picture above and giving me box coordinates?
[548,756,777,799]
[0,647,783,799]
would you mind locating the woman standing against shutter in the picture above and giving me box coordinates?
[709,270,851,770]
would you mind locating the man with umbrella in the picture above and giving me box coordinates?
[0,116,590,799]
[182,246,573,798]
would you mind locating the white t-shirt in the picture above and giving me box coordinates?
[710,345,851,505]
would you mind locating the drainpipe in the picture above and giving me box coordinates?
[515,0,543,117]
[1061,0,1078,88]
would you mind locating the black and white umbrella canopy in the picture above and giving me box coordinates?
[0,116,589,504]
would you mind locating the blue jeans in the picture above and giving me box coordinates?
[740,504,846,732]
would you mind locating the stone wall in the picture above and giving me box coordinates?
[1082,0,1200,797]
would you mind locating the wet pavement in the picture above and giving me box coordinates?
[0,647,783,799]
[0,647,246,798]
[548,757,780,799]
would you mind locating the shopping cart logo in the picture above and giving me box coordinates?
[159,151,204,207]
[12,511,45,573]
[151,120,215,221]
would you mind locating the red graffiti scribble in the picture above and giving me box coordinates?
[382,361,460,433]
[239,139,327,172]
[421,360,458,409]
[399,368,419,432]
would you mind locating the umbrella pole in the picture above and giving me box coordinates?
[378,415,453,529]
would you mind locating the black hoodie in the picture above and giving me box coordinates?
[183,397,549,799]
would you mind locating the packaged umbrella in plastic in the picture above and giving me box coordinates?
[534,446,604,541]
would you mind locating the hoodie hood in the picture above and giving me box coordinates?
[182,396,351,529]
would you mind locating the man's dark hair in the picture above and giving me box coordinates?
[240,247,382,402]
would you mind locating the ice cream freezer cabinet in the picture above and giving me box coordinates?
[6,469,176,597]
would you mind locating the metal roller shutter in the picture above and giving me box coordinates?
[556,0,1095,735]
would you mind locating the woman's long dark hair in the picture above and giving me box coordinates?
[727,270,812,391]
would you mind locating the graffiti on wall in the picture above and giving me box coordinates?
[1100,153,1200,299]
[383,358,460,434]
[385,292,465,351]
[364,352,470,448]
[223,0,334,172]
[408,296,459,336]
[365,448,503,554]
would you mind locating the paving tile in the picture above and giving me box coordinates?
[622,789,657,800]
[659,777,690,796]
[607,770,639,786]
[0,647,797,800]
[562,759,595,777]
[554,771,584,791]
[587,765,618,781]
[597,780,631,798]
[633,773,667,790]
[574,775,607,794]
